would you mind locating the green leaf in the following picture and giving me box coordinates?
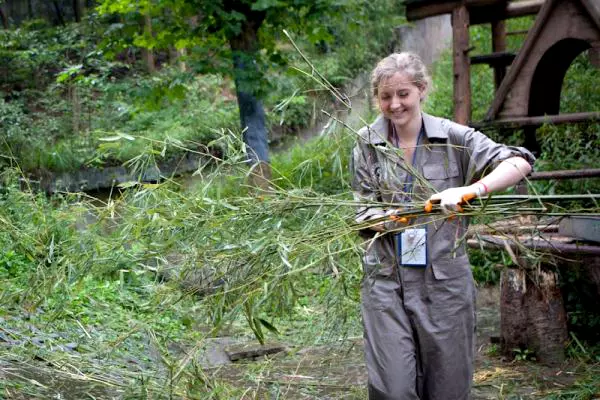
[253,316,265,344]
[98,132,135,142]
[258,318,280,335]
[98,136,123,142]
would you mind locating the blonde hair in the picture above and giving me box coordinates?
[371,52,432,101]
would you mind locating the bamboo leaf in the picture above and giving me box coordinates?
[258,318,280,335]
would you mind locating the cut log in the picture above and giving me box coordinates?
[500,268,568,365]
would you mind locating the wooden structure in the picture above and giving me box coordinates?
[406,0,600,365]
[405,0,600,139]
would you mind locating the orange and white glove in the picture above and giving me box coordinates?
[425,183,486,214]
[382,208,411,231]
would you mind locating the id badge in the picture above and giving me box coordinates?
[395,228,427,268]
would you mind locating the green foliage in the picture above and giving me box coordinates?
[0,250,32,280]
[560,265,600,345]
[1,1,404,173]
[271,126,353,195]
[468,248,513,286]
[512,347,536,362]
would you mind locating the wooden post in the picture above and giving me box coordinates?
[491,19,507,89]
[452,4,471,124]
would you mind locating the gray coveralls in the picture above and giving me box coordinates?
[350,113,535,400]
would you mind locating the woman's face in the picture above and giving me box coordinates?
[377,72,424,129]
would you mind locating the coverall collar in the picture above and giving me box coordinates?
[362,112,447,145]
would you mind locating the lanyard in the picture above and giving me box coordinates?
[389,122,424,202]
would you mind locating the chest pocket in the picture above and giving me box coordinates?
[422,161,461,191]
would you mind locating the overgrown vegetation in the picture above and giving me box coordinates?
[0,2,403,173]
[1,6,600,400]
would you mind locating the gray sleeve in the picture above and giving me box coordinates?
[455,125,536,183]
[350,141,386,224]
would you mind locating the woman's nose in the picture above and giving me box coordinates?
[390,96,401,109]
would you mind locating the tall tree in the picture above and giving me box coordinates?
[51,0,65,26]
[0,2,9,29]
[73,0,84,22]
[97,0,342,166]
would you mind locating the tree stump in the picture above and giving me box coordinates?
[500,267,568,365]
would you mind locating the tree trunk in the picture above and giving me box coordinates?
[27,0,34,19]
[52,0,65,26]
[71,86,81,134]
[141,13,155,73]
[228,12,269,164]
[73,0,84,22]
[0,5,8,29]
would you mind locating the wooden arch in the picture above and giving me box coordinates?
[486,0,600,122]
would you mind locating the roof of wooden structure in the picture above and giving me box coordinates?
[486,0,600,121]
[405,0,545,23]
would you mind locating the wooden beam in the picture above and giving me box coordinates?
[475,111,600,128]
[468,236,600,255]
[453,4,471,124]
[470,0,545,24]
[470,51,516,66]
[406,1,459,21]
[529,168,600,181]
[506,0,545,18]
[406,0,544,23]
[506,29,529,36]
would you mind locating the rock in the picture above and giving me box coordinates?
[225,342,287,362]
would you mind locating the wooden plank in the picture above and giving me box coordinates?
[470,0,545,24]
[452,4,471,124]
[406,0,459,21]
[467,235,600,255]
[406,0,543,22]
[506,29,529,36]
[476,111,600,128]
[505,0,545,18]
[529,168,600,180]
[470,51,515,65]
[581,0,600,32]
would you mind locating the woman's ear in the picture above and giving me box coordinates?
[419,85,427,102]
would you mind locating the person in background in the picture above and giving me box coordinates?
[350,52,535,400]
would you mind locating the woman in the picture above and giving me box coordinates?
[350,52,535,399]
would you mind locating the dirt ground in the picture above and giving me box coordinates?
[1,286,597,399]
[208,285,597,399]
